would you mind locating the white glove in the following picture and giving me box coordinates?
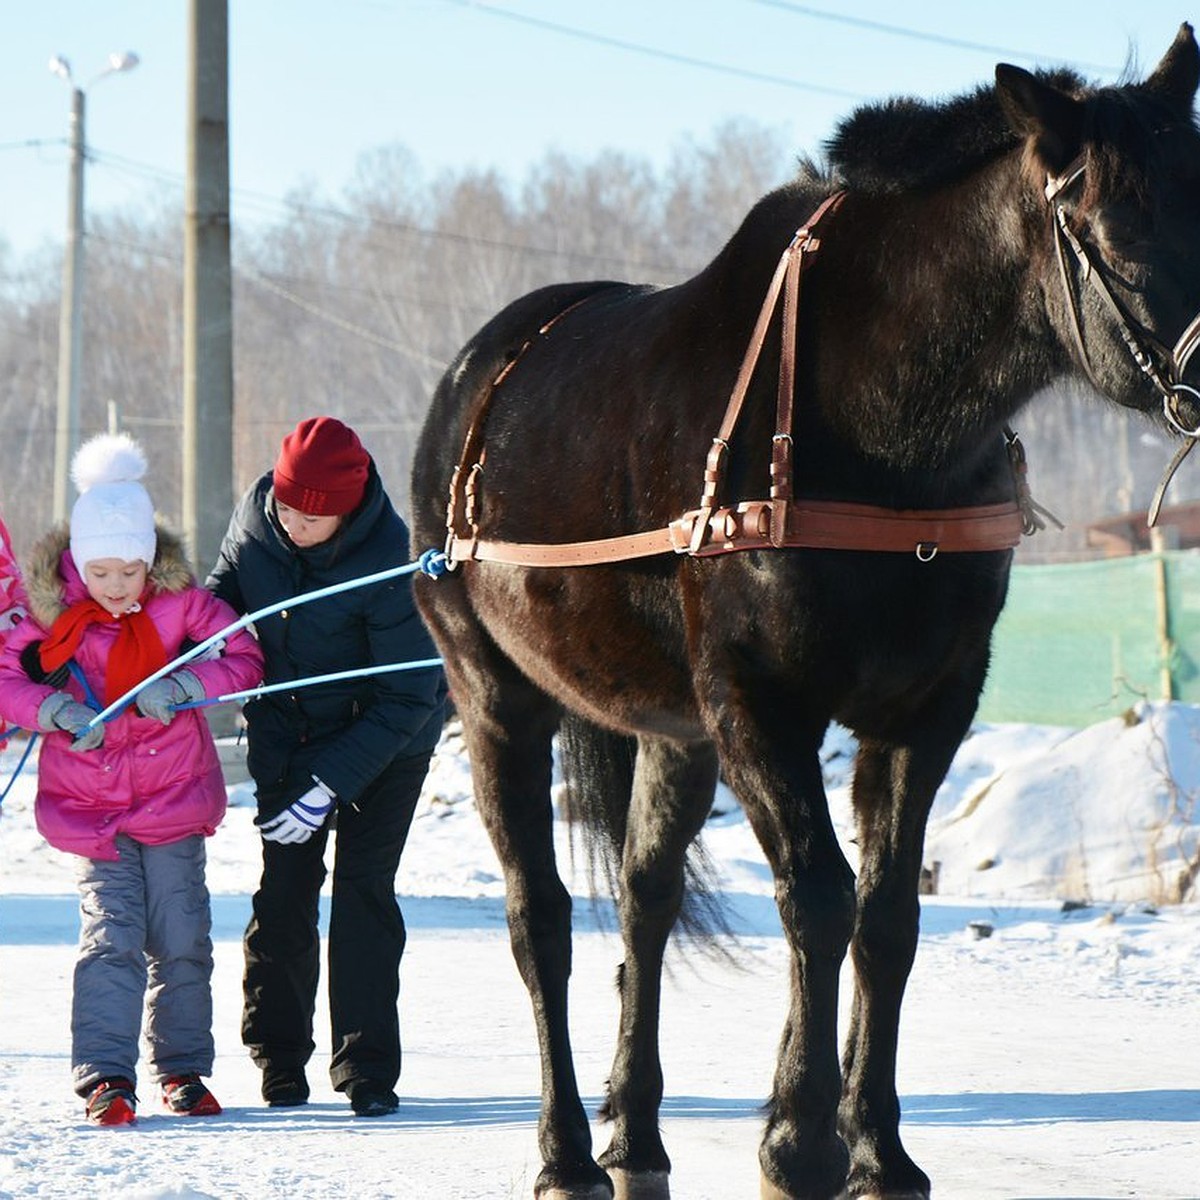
[37,692,104,752]
[189,637,225,663]
[136,670,204,724]
[260,779,336,845]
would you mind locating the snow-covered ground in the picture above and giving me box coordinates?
[0,705,1197,1199]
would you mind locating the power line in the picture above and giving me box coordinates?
[237,267,450,369]
[439,0,867,101]
[0,137,63,154]
[89,146,698,277]
[62,197,697,323]
[750,1,1119,74]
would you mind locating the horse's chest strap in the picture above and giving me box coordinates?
[444,497,1024,567]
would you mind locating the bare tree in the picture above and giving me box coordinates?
[2,119,1192,563]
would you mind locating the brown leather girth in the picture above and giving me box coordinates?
[443,192,1027,569]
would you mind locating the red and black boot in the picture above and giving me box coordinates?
[85,1078,137,1126]
[161,1074,222,1117]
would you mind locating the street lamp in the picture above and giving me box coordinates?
[49,50,140,522]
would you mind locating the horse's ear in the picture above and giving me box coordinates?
[995,63,1084,177]
[1142,22,1200,115]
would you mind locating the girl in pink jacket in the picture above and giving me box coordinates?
[0,435,262,1126]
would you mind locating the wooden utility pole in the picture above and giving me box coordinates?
[1150,525,1179,701]
[182,0,233,578]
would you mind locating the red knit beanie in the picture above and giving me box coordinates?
[273,417,369,516]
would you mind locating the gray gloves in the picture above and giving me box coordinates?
[135,670,204,724]
[260,778,336,845]
[37,693,104,752]
[35,667,206,751]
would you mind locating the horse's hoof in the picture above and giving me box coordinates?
[610,1168,670,1199]
[845,1193,929,1200]
[538,1187,614,1200]
[762,1174,930,1200]
[835,1190,929,1200]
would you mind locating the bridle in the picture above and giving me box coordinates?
[1045,156,1200,521]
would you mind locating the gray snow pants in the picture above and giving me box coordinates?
[71,833,215,1096]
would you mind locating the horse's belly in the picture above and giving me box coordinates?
[470,568,702,738]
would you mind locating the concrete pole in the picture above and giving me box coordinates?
[182,0,233,579]
[52,87,85,524]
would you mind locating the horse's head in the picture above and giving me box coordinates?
[997,22,1200,434]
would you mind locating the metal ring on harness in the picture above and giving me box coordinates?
[1163,385,1200,438]
[915,542,939,562]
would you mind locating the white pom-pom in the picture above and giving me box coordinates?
[70,433,148,494]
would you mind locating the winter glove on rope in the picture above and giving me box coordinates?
[37,692,104,752]
[136,670,204,724]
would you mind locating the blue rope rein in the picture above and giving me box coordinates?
[0,729,38,806]
[0,662,104,803]
[417,548,449,578]
[0,550,453,801]
[89,554,450,728]
[172,658,444,711]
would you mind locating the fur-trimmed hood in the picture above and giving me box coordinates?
[23,521,196,629]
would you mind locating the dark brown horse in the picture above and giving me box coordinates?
[411,27,1200,1200]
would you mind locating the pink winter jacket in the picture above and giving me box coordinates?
[0,524,263,860]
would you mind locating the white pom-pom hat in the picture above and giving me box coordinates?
[69,433,157,573]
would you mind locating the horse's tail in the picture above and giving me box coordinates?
[557,714,731,944]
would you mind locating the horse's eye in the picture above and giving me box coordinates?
[1094,204,1155,264]
[1162,186,1200,226]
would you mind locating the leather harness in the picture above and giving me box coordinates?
[441,191,1043,571]
[1044,157,1200,524]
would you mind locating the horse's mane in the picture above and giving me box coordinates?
[825,69,1085,193]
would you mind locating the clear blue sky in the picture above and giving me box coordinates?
[0,1,1194,261]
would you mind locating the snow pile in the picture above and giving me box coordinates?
[922,703,1200,904]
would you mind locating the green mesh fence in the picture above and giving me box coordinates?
[978,550,1200,726]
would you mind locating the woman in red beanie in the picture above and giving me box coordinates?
[207,416,446,1117]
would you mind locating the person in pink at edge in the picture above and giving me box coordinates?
[0,434,263,1126]
[0,513,30,741]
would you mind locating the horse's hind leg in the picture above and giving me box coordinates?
[597,737,719,1200]
[427,613,611,1199]
[839,710,975,1200]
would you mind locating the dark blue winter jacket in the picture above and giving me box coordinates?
[207,462,445,819]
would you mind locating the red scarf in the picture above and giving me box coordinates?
[40,597,167,707]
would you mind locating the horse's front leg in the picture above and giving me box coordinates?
[598,736,719,1200]
[709,708,856,1200]
[431,612,611,1200]
[839,703,977,1200]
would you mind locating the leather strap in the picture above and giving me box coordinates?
[442,191,1031,572]
[445,497,1024,566]
[692,192,847,553]
[1047,159,1200,524]
[444,293,599,558]
[1149,437,1198,527]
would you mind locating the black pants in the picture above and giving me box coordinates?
[242,752,430,1095]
